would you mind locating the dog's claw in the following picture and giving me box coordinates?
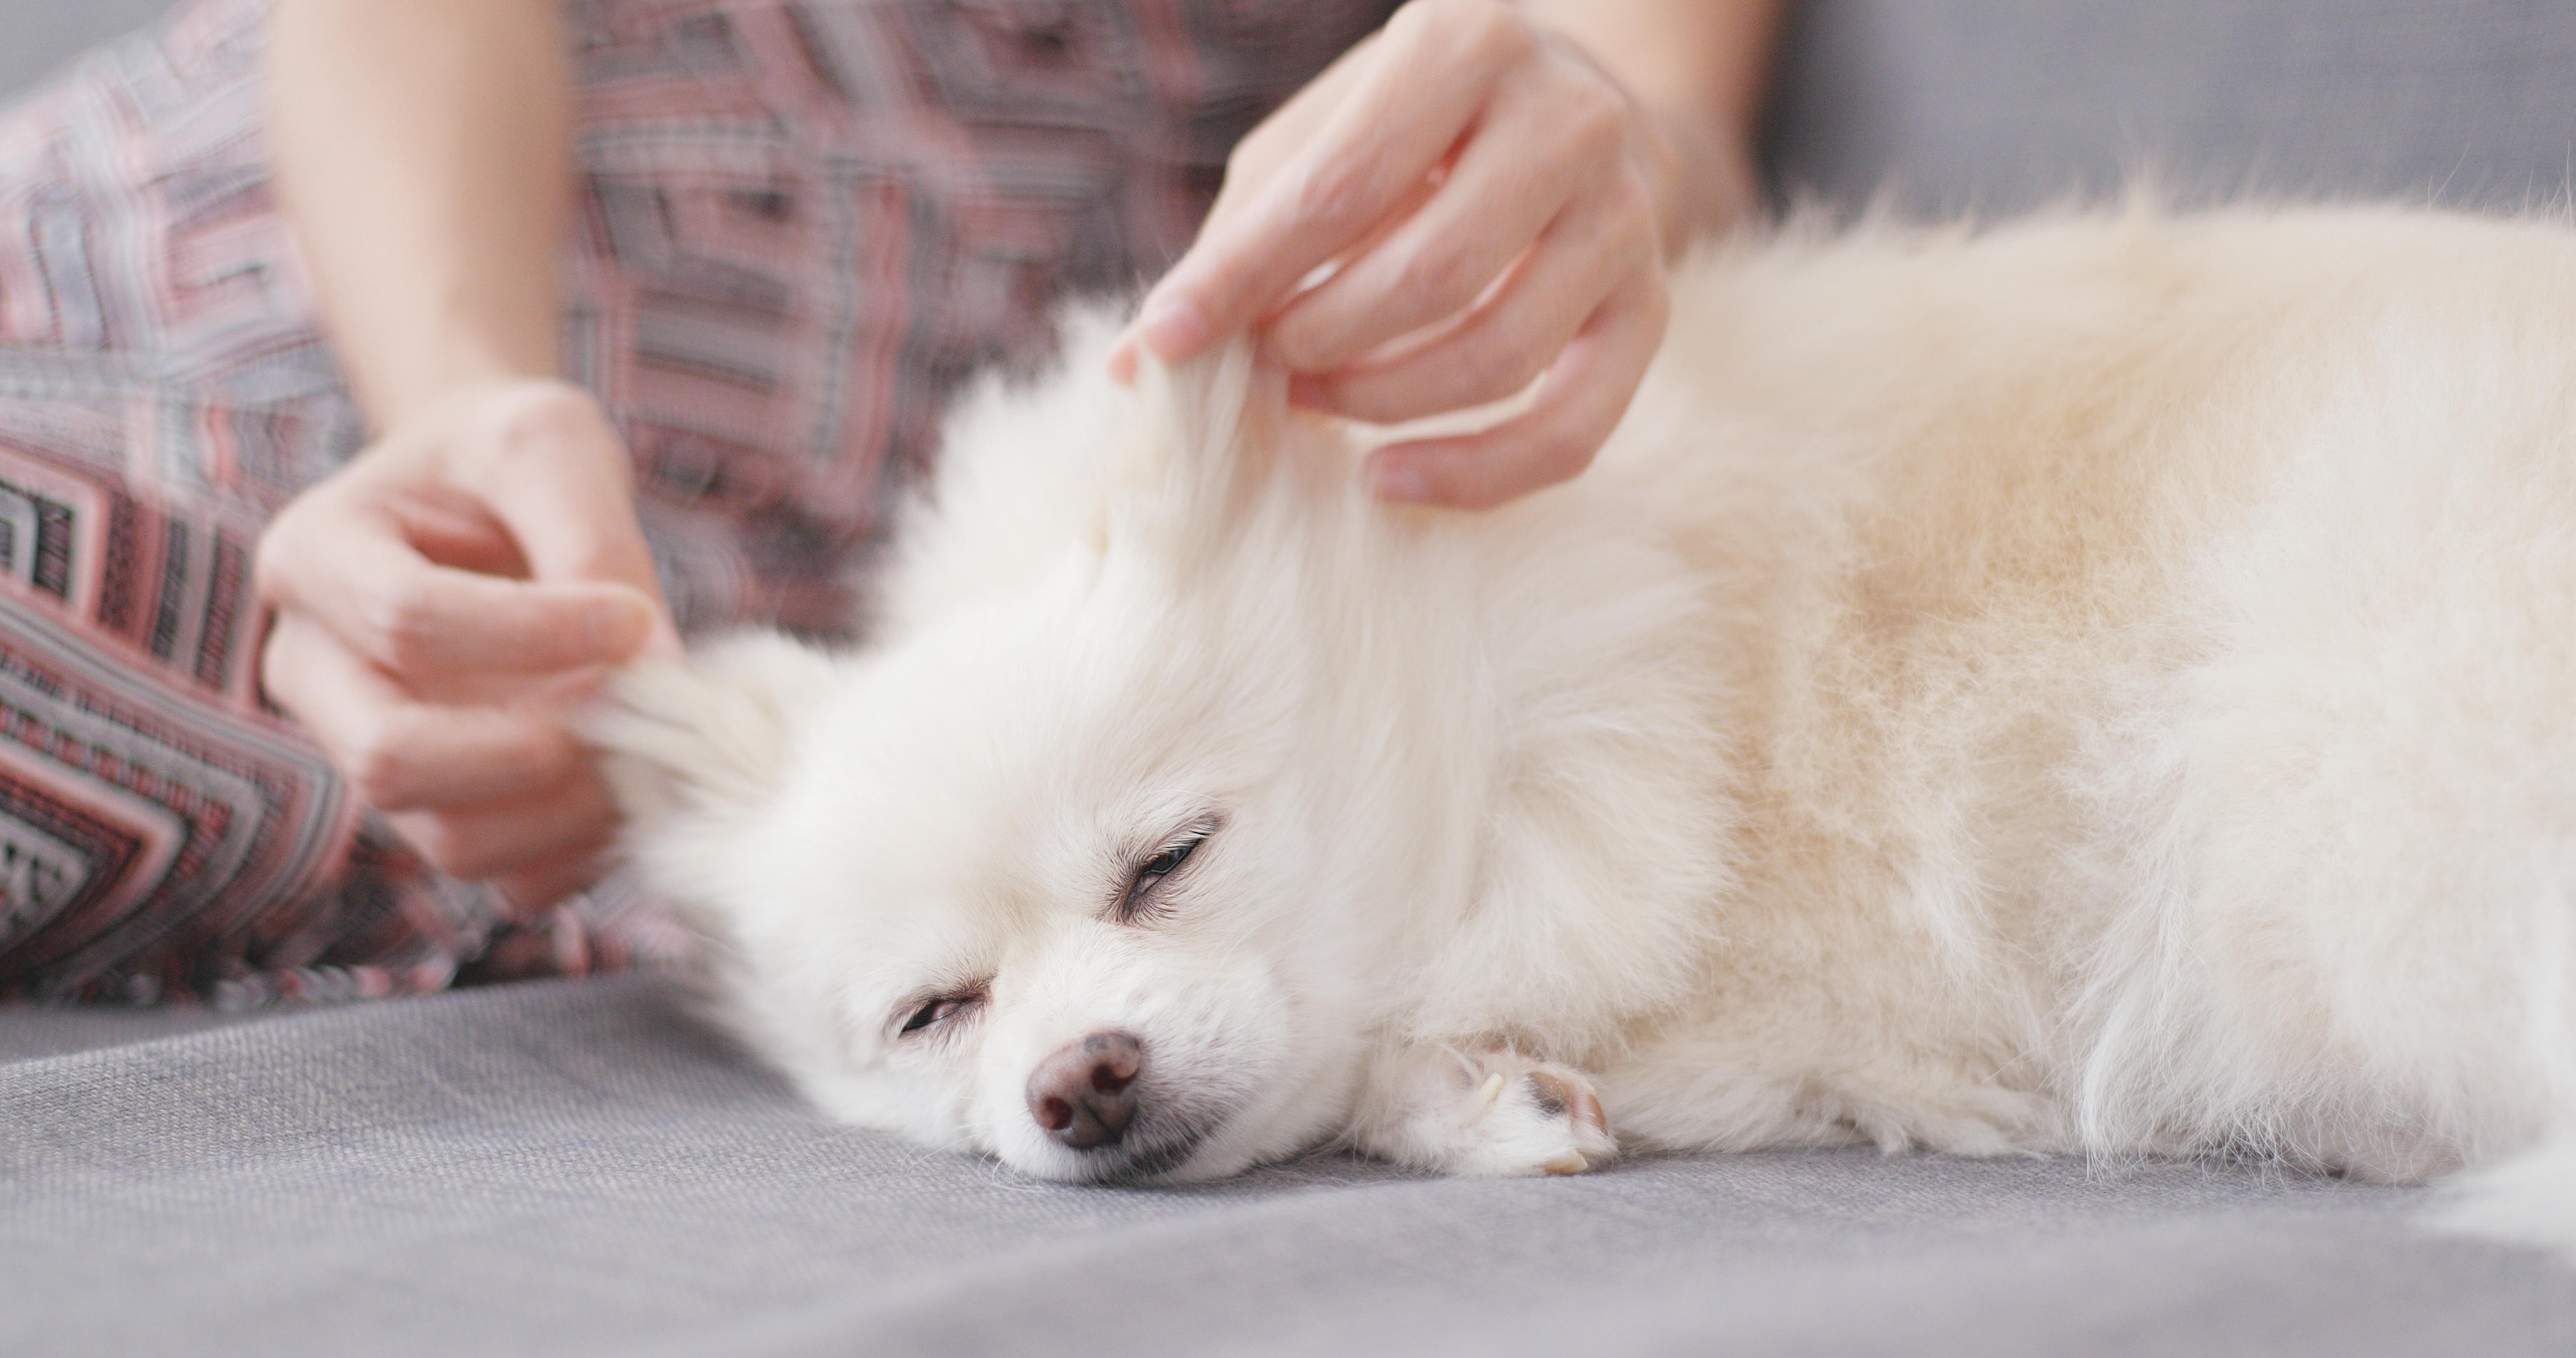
[1526,1069,1608,1138]
[1373,1046,1619,1177]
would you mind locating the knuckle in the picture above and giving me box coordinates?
[343,723,423,809]
[249,519,298,600]
[399,816,480,878]
[496,867,581,916]
[1323,375,1415,424]
[256,630,305,710]
[1543,432,1599,480]
[1619,267,1674,340]
[1426,0,1525,59]
[1549,87,1628,169]
[560,545,645,595]
[405,811,528,881]
[1491,9,1541,61]
[1268,311,1334,372]
[1612,169,1662,235]
[1392,243,1477,317]
[489,727,565,790]
[1638,275,1673,330]
[1567,76,1627,139]
[362,579,449,670]
[1226,122,1285,184]
[1459,336,1549,404]
[249,490,351,605]
[1386,0,1445,42]
[1291,157,1375,234]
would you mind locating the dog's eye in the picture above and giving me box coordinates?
[1138,840,1196,881]
[1117,826,1212,923]
[899,992,981,1036]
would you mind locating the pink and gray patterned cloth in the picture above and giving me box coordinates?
[0,0,1388,1006]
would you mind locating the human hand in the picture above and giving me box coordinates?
[1117,0,1755,509]
[253,380,677,912]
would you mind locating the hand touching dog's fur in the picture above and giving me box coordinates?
[590,206,2576,1255]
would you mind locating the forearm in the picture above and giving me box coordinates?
[267,0,573,430]
[1525,0,1784,246]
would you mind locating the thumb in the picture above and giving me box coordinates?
[464,388,682,660]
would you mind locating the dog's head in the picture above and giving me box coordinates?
[589,327,1421,1181]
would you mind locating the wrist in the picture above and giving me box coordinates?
[1636,102,1760,254]
[362,321,561,434]
[1516,0,1778,254]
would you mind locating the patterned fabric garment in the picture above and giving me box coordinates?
[0,0,1391,1005]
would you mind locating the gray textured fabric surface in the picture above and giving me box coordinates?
[0,0,174,102]
[11,1,2576,1354]
[1766,0,2576,217]
[8,976,2574,1358]
[0,1003,252,1061]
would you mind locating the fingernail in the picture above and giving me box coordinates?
[1138,294,1210,356]
[584,593,653,658]
[641,622,686,663]
[1369,460,1434,502]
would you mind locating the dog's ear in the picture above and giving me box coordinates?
[1121,333,1291,568]
[582,631,841,828]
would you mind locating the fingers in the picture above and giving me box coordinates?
[262,509,654,678]
[490,847,618,919]
[252,379,668,903]
[255,378,678,676]
[1296,172,1657,425]
[380,490,529,578]
[265,598,621,901]
[466,384,682,660]
[1126,0,1674,511]
[453,382,664,585]
[1135,0,1525,357]
[261,611,595,811]
[1115,172,1441,385]
[1366,267,1667,510]
[1267,46,1624,372]
[384,770,617,885]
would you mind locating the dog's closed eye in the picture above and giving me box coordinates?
[1115,816,1221,924]
[897,989,986,1038]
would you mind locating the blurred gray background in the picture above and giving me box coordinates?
[1762,0,2576,217]
[0,0,172,100]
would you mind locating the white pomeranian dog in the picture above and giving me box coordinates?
[588,204,2576,1253]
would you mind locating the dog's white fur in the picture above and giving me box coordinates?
[589,204,2576,1252]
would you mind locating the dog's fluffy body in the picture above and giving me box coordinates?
[596,205,2576,1247]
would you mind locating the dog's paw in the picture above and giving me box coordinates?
[1358,1046,1617,1177]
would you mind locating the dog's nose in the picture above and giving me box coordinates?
[1027,1031,1144,1150]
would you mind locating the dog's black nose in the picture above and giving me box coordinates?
[1027,1031,1144,1150]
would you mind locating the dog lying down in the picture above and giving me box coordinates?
[588,204,2576,1254]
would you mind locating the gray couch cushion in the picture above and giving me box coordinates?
[8,976,2574,1357]
[1766,0,2576,217]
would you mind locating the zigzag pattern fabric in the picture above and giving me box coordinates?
[0,0,1387,1004]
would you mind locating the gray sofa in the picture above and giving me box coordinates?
[11,3,2576,1354]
